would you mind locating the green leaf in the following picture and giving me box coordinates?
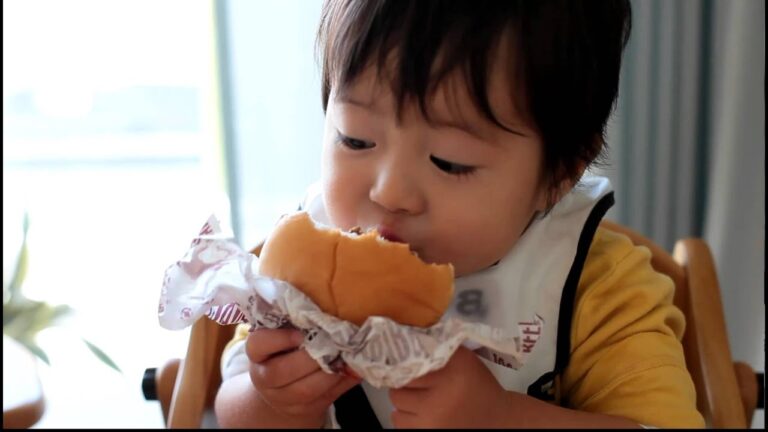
[47,304,73,326]
[82,338,122,373]
[3,301,24,327]
[19,340,51,365]
[3,214,121,375]
[3,300,72,341]
[25,303,63,336]
[3,301,41,340]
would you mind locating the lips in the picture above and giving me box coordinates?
[377,227,405,244]
[377,227,425,258]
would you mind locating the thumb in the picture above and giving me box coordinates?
[246,328,303,363]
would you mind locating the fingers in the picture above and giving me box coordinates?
[260,369,339,405]
[250,347,322,389]
[263,374,360,419]
[391,409,419,429]
[389,387,428,414]
[245,327,363,419]
[400,346,473,389]
[260,369,353,406]
[342,364,361,380]
[246,328,304,363]
[399,369,438,389]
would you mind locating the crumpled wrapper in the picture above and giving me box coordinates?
[159,215,525,388]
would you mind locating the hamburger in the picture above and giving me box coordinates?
[257,212,454,327]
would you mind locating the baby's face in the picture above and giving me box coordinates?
[320,63,548,277]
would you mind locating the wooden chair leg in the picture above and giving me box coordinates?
[733,361,758,426]
[156,359,181,425]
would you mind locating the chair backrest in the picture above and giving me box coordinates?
[162,221,756,428]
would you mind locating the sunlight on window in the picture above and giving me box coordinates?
[4,0,224,427]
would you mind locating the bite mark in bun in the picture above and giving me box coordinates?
[258,212,454,327]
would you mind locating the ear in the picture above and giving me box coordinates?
[537,162,588,212]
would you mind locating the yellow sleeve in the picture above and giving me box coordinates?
[221,323,251,371]
[560,227,705,428]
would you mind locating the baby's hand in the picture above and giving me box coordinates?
[388,346,514,428]
[246,328,360,425]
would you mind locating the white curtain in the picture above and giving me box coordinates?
[703,1,764,427]
[599,0,711,250]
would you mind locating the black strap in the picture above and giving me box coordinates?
[334,384,383,429]
[554,191,615,373]
[528,191,615,400]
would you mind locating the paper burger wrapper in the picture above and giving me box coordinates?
[159,215,526,388]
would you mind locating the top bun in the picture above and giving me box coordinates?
[257,212,454,327]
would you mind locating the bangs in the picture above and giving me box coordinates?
[316,0,632,189]
[317,0,526,134]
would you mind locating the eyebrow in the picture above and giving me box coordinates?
[339,95,527,140]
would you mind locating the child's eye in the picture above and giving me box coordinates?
[430,155,476,176]
[337,132,375,150]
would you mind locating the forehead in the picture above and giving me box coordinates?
[333,34,533,138]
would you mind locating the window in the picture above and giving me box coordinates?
[4,0,223,426]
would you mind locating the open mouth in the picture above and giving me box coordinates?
[348,225,407,245]
[377,227,405,244]
[348,225,425,258]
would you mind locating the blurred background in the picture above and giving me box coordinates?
[2,0,763,428]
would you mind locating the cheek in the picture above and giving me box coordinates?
[442,215,524,275]
[427,186,540,275]
[320,148,367,230]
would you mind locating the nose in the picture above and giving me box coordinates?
[369,162,426,216]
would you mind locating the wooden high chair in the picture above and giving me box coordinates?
[142,222,762,428]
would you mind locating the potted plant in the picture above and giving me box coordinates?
[3,213,121,372]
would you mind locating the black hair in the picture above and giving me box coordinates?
[317,0,632,190]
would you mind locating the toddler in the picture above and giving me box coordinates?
[214,0,704,428]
